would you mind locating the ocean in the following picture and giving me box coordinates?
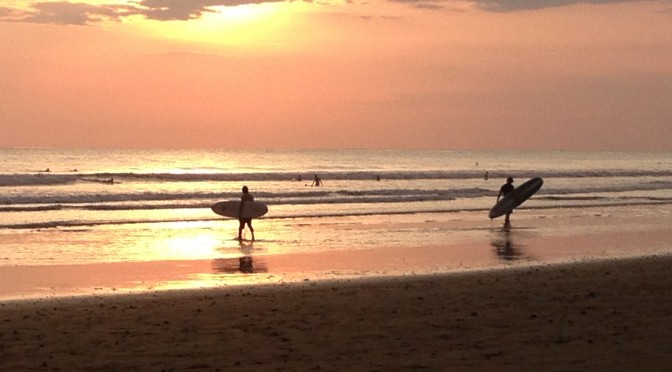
[2,148,672,298]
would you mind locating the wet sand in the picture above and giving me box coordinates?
[4,205,672,300]
[2,207,672,370]
[2,255,672,371]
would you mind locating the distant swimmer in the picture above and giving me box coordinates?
[497,177,515,227]
[376,175,381,181]
[297,174,302,182]
[311,174,323,187]
[238,186,255,241]
[484,171,489,181]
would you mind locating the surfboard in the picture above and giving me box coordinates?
[489,177,543,219]
[211,200,268,219]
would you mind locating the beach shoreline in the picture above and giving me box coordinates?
[3,203,672,369]
[2,254,672,370]
[3,205,672,301]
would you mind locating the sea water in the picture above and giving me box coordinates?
[1,148,672,284]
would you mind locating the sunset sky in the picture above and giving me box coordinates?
[1,0,671,150]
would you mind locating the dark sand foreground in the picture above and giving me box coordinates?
[2,256,672,371]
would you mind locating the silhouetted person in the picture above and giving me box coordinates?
[238,186,255,241]
[311,174,323,187]
[497,177,515,227]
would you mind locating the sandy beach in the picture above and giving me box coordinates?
[2,254,672,371]
[2,206,672,370]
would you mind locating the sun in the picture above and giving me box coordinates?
[218,3,275,23]
[132,2,300,49]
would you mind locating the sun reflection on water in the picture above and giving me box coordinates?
[163,234,221,260]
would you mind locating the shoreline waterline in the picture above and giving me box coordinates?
[2,204,672,301]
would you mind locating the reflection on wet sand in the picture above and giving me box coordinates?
[211,241,268,274]
[212,256,268,274]
[490,227,524,261]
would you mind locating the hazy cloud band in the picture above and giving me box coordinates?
[0,0,668,25]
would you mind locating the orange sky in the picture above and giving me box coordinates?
[1,0,671,150]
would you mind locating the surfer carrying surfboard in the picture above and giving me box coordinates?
[497,177,515,227]
[238,186,255,241]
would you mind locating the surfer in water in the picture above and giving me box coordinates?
[311,174,323,187]
[238,186,255,241]
[497,177,515,227]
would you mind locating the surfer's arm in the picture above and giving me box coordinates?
[496,185,507,201]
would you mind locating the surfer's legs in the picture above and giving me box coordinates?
[238,219,254,240]
[504,213,511,227]
[238,219,247,240]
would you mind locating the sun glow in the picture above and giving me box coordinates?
[134,2,298,48]
[219,4,275,22]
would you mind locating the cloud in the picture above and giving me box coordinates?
[388,0,668,12]
[387,0,468,11]
[0,0,666,25]
[471,0,660,12]
[134,0,230,21]
[0,2,128,24]
[0,7,21,18]
[0,0,290,25]
[386,0,442,9]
